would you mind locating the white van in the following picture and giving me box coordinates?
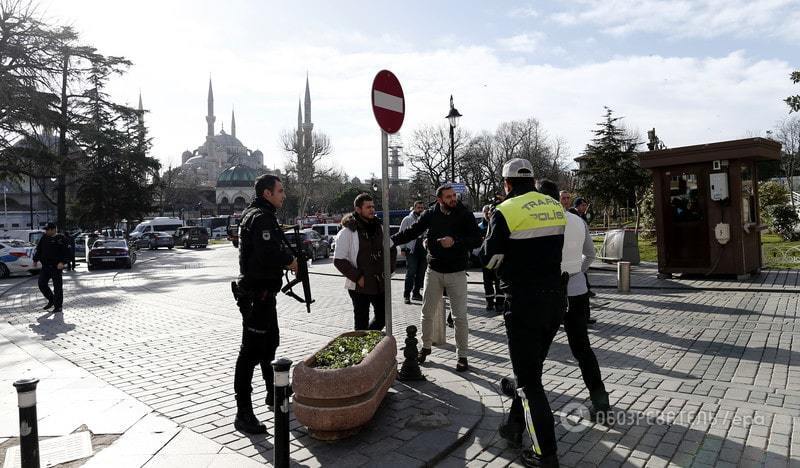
[129,217,184,240]
[0,229,45,245]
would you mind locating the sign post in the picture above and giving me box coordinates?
[371,70,405,337]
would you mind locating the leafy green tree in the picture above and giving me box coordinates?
[787,70,800,113]
[759,181,790,207]
[576,107,650,229]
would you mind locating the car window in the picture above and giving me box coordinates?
[330,226,339,235]
[312,226,325,235]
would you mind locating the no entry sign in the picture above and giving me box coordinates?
[371,70,405,134]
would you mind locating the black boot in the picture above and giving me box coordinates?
[42,301,53,310]
[486,297,494,312]
[234,395,267,434]
[521,450,559,467]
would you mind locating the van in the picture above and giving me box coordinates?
[0,229,45,245]
[311,223,340,247]
[130,217,184,240]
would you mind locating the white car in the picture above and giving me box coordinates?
[0,239,38,278]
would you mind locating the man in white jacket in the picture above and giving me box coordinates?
[400,201,427,304]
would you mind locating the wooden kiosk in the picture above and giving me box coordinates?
[638,138,781,278]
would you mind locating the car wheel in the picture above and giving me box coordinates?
[0,263,9,279]
[168,245,173,250]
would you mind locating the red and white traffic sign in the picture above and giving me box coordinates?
[371,70,405,134]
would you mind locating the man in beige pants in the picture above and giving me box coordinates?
[392,185,482,371]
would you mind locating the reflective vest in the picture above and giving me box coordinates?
[496,191,567,240]
[561,212,585,275]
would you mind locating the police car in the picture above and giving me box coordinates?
[0,239,38,278]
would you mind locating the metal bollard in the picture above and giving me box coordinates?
[617,261,631,292]
[271,358,292,468]
[13,378,40,468]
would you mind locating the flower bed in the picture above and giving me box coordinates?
[292,331,397,440]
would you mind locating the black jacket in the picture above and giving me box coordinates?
[392,201,481,273]
[33,234,70,267]
[238,197,294,292]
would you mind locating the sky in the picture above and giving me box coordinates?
[41,0,799,180]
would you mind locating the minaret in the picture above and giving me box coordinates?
[296,99,303,147]
[302,75,313,149]
[206,78,215,137]
[137,91,145,128]
[231,107,236,138]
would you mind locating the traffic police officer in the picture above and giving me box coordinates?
[33,222,69,313]
[482,159,567,468]
[233,174,298,434]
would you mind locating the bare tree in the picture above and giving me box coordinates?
[281,129,333,219]
[773,116,800,207]
[460,132,494,208]
[406,124,468,190]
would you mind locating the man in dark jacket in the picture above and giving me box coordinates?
[234,174,298,434]
[392,184,482,372]
[333,193,396,330]
[33,223,69,313]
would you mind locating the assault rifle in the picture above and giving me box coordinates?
[281,225,314,313]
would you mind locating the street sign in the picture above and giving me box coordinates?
[371,70,405,134]
[450,183,467,194]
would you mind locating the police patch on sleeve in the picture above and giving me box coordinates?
[262,230,271,241]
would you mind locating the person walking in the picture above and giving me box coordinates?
[570,197,598,318]
[482,159,567,468]
[479,204,502,313]
[539,180,611,420]
[33,223,69,313]
[400,201,427,304]
[333,193,395,330]
[233,174,298,434]
[392,184,482,372]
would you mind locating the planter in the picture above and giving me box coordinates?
[292,331,397,440]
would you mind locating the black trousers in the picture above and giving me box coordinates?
[565,293,608,408]
[348,290,386,331]
[38,265,63,308]
[234,292,279,400]
[403,250,426,297]
[482,267,503,306]
[503,286,566,458]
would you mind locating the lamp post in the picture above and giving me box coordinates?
[445,95,462,183]
[3,185,7,231]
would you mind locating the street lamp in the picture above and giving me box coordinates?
[445,95,462,183]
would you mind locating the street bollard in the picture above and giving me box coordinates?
[398,325,425,381]
[271,358,292,468]
[13,378,40,468]
[617,261,631,293]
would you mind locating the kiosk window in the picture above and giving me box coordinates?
[669,173,702,222]
[741,165,755,223]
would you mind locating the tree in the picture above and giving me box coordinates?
[576,107,649,229]
[771,117,800,206]
[787,70,800,113]
[759,180,790,207]
[406,124,468,190]
[281,129,333,219]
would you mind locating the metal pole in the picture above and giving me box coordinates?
[449,124,455,183]
[617,261,631,292]
[381,130,393,336]
[271,358,292,468]
[13,378,40,468]
[3,186,7,231]
[29,176,33,229]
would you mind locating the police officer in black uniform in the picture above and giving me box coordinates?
[33,222,69,313]
[233,174,298,434]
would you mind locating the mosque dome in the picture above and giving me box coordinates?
[217,165,261,188]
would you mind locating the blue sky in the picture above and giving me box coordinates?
[43,0,798,179]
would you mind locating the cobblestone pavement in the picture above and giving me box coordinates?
[1,245,799,467]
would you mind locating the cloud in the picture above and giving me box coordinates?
[497,32,546,53]
[509,6,540,18]
[550,0,800,40]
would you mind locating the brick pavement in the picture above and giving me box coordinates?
[1,245,799,466]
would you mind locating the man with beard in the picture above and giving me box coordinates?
[334,193,395,330]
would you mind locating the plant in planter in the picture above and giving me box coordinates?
[292,330,397,440]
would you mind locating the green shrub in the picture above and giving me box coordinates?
[768,205,799,240]
[313,331,384,369]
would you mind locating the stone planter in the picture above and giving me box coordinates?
[292,331,397,440]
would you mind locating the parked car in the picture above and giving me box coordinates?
[87,239,135,270]
[311,223,341,251]
[135,232,175,250]
[211,226,228,239]
[284,228,330,261]
[173,226,209,249]
[0,239,38,278]
[388,225,406,267]
[73,232,90,259]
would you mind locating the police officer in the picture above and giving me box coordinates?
[233,174,298,434]
[482,159,567,468]
[33,223,69,313]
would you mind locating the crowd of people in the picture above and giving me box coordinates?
[233,165,605,467]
